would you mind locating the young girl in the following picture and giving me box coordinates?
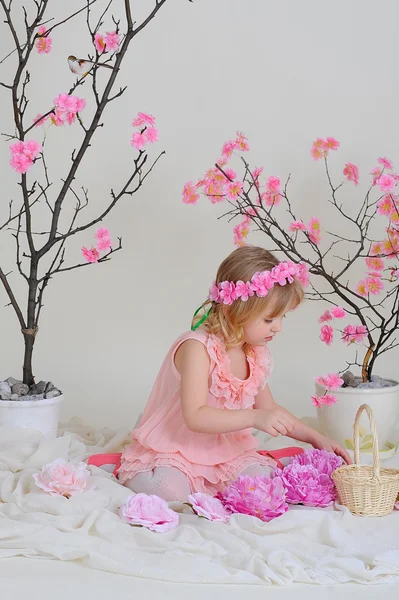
[90,246,351,501]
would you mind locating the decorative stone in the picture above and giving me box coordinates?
[45,389,61,399]
[29,380,47,396]
[0,391,12,400]
[44,381,55,394]
[10,394,20,400]
[11,382,29,396]
[5,377,20,387]
[23,394,44,401]
[0,381,11,394]
[341,370,359,388]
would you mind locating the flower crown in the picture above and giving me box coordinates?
[208,260,309,305]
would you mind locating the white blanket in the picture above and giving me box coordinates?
[0,420,398,586]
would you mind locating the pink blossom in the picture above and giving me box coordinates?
[266,176,280,193]
[216,475,288,522]
[343,162,359,185]
[52,94,86,126]
[33,458,90,497]
[130,131,147,150]
[311,395,323,408]
[311,138,327,161]
[218,281,237,305]
[144,127,159,143]
[233,219,250,247]
[289,220,307,232]
[377,195,395,216]
[221,140,237,158]
[224,168,237,181]
[209,281,220,302]
[35,25,52,54]
[226,181,243,200]
[370,166,383,185]
[95,227,110,240]
[275,461,337,507]
[366,256,384,271]
[307,217,321,245]
[296,262,310,287]
[187,493,231,522]
[250,270,274,297]
[94,33,106,53]
[104,30,120,51]
[97,237,112,251]
[378,156,393,170]
[356,280,368,297]
[318,310,332,323]
[331,306,346,319]
[342,324,368,345]
[120,493,179,533]
[182,181,200,205]
[23,140,42,160]
[365,276,383,294]
[252,166,263,184]
[324,137,340,151]
[9,139,42,174]
[263,191,280,207]
[235,131,250,152]
[234,280,254,301]
[271,262,297,286]
[316,373,344,390]
[320,324,334,345]
[10,153,32,174]
[82,246,100,263]
[376,174,396,193]
[33,113,49,127]
[132,112,156,127]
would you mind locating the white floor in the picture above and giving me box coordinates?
[1,558,398,600]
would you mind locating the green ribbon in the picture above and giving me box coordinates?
[191,305,212,331]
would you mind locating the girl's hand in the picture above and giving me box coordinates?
[254,407,296,438]
[312,434,352,465]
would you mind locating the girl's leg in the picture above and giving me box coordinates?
[124,466,191,502]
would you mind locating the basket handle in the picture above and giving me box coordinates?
[353,403,380,479]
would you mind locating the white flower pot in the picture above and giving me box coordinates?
[0,394,64,439]
[316,381,399,451]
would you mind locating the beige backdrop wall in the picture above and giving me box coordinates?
[1,0,398,428]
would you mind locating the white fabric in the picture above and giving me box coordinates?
[0,419,399,586]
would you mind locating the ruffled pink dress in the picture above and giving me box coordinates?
[118,328,275,494]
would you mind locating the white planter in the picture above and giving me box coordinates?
[316,381,399,451]
[0,394,64,439]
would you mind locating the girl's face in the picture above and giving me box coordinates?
[242,304,289,346]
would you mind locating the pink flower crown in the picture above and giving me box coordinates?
[209,260,309,305]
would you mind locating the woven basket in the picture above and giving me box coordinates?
[332,403,399,517]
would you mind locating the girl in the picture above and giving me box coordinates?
[90,246,351,501]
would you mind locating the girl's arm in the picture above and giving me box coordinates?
[255,384,352,463]
[176,340,295,436]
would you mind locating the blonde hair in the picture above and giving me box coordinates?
[192,245,304,347]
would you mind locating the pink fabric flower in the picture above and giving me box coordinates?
[318,310,332,323]
[9,139,42,173]
[104,30,120,51]
[271,262,297,286]
[324,137,340,151]
[234,280,254,301]
[226,181,243,200]
[225,168,237,181]
[33,458,90,497]
[320,324,334,345]
[132,112,156,127]
[187,493,231,522]
[296,262,310,287]
[131,132,147,150]
[342,324,368,345]
[378,156,393,170]
[316,373,344,390]
[97,237,112,251]
[218,281,237,305]
[266,176,280,193]
[10,153,32,174]
[216,475,288,522]
[120,493,179,532]
[94,33,106,53]
[376,174,396,193]
[331,306,346,319]
[35,25,52,54]
[295,448,343,477]
[275,462,337,508]
[33,113,49,127]
[182,181,200,205]
[145,127,159,143]
[221,140,237,158]
[235,131,250,152]
[52,94,86,127]
[365,276,383,295]
[82,246,100,263]
[250,270,274,297]
[310,138,327,161]
[233,218,250,247]
[289,220,306,232]
[209,281,220,302]
[377,195,395,216]
[307,217,321,245]
[343,162,359,185]
[365,257,384,271]
[95,227,110,240]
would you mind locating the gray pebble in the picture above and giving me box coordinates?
[0,382,11,394]
[11,383,29,396]
[29,380,47,395]
[5,377,20,387]
[10,394,20,400]
[45,389,61,399]
[23,394,44,401]
[0,391,12,400]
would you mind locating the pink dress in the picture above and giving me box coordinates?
[118,328,276,494]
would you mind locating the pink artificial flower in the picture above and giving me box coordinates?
[365,256,384,271]
[120,493,179,533]
[224,168,237,181]
[209,281,220,302]
[233,218,250,247]
[376,174,396,193]
[182,181,200,205]
[216,475,288,522]
[234,280,254,301]
[130,131,147,150]
[311,138,327,161]
[318,310,332,323]
[221,140,237,158]
[324,137,340,151]
[94,33,106,53]
[33,113,49,127]
[144,127,159,143]
[370,242,383,256]
[9,139,42,174]
[10,153,32,174]
[320,324,334,345]
[296,262,310,287]
[356,280,368,297]
[132,112,156,127]
[235,131,250,152]
[95,227,110,240]
[295,448,344,477]
[104,30,120,51]
[218,281,237,305]
[331,306,346,319]
[33,458,90,497]
[250,270,274,297]
[52,94,86,126]
[343,162,359,185]
[271,262,297,286]
[275,460,337,508]
[226,181,243,200]
[316,373,344,390]
[370,167,383,185]
[365,276,383,294]
[377,195,395,216]
[266,176,280,193]
[307,217,321,245]
[23,140,42,160]
[311,395,324,408]
[97,237,112,251]
[35,25,52,54]
[342,324,368,345]
[187,493,231,523]
[378,156,393,170]
[289,220,307,232]
[252,166,263,185]
[82,246,100,263]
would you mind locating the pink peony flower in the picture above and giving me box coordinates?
[94,33,106,53]
[33,458,90,497]
[182,181,200,205]
[120,493,179,532]
[132,112,156,127]
[343,162,359,186]
[275,461,337,507]
[316,373,344,390]
[320,324,334,345]
[234,280,254,301]
[376,174,396,193]
[216,475,288,522]
[144,126,159,143]
[289,220,307,232]
[187,493,231,522]
[378,156,393,170]
[342,324,368,344]
[82,246,100,263]
[318,310,332,323]
[35,25,52,54]
[131,131,147,150]
[104,30,120,51]
[295,448,344,477]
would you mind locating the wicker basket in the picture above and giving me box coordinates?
[332,403,399,517]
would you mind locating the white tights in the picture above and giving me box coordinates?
[123,463,273,502]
